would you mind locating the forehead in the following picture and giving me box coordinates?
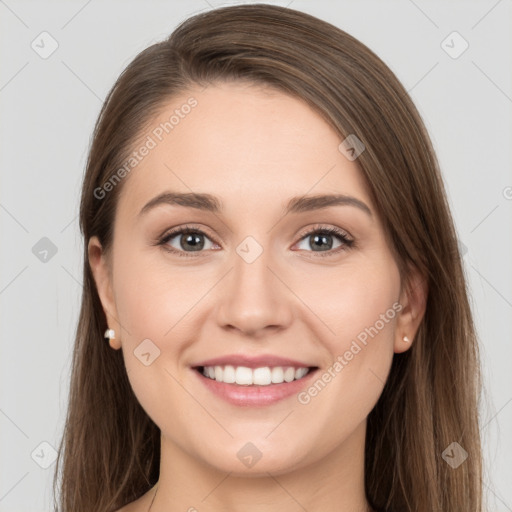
[116,81,372,220]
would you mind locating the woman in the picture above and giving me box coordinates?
[53,4,483,511]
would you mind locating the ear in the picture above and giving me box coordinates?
[394,266,428,354]
[88,236,122,350]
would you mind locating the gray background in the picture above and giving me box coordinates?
[1,1,511,510]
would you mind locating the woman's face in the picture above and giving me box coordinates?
[90,81,420,476]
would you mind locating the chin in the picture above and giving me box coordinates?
[198,442,310,477]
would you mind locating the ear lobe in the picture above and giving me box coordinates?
[88,236,122,350]
[394,267,428,354]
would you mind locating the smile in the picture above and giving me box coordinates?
[192,364,319,406]
[199,365,312,385]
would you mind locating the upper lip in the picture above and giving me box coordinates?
[192,354,317,369]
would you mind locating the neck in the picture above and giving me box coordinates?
[150,420,371,512]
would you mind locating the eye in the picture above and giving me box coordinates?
[293,226,354,257]
[157,224,355,258]
[158,225,219,258]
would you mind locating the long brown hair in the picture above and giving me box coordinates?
[53,4,483,511]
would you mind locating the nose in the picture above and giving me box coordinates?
[216,249,294,338]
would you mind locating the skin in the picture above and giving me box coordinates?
[89,81,427,512]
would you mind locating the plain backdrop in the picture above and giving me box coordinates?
[1,1,511,510]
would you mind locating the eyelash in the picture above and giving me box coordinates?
[156,224,355,258]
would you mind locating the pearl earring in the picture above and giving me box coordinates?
[104,328,116,340]
[402,335,410,343]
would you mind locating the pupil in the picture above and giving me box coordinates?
[311,234,332,251]
[178,233,334,252]
[182,233,204,251]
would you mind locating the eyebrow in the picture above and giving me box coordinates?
[138,191,372,218]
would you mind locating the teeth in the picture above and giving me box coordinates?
[284,367,295,382]
[223,365,236,383]
[201,365,311,385]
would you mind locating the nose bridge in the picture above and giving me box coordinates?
[216,236,293,335]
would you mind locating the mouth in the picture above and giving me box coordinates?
[193,364,318,385]
[191,364,320,406]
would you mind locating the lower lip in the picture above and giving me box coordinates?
[192,368,318,406]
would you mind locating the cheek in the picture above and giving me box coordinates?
[110,252,199,427]
[298,260,401,408]
[113,248,198,341]
[111,251,214,397]
[302,260,400,344]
